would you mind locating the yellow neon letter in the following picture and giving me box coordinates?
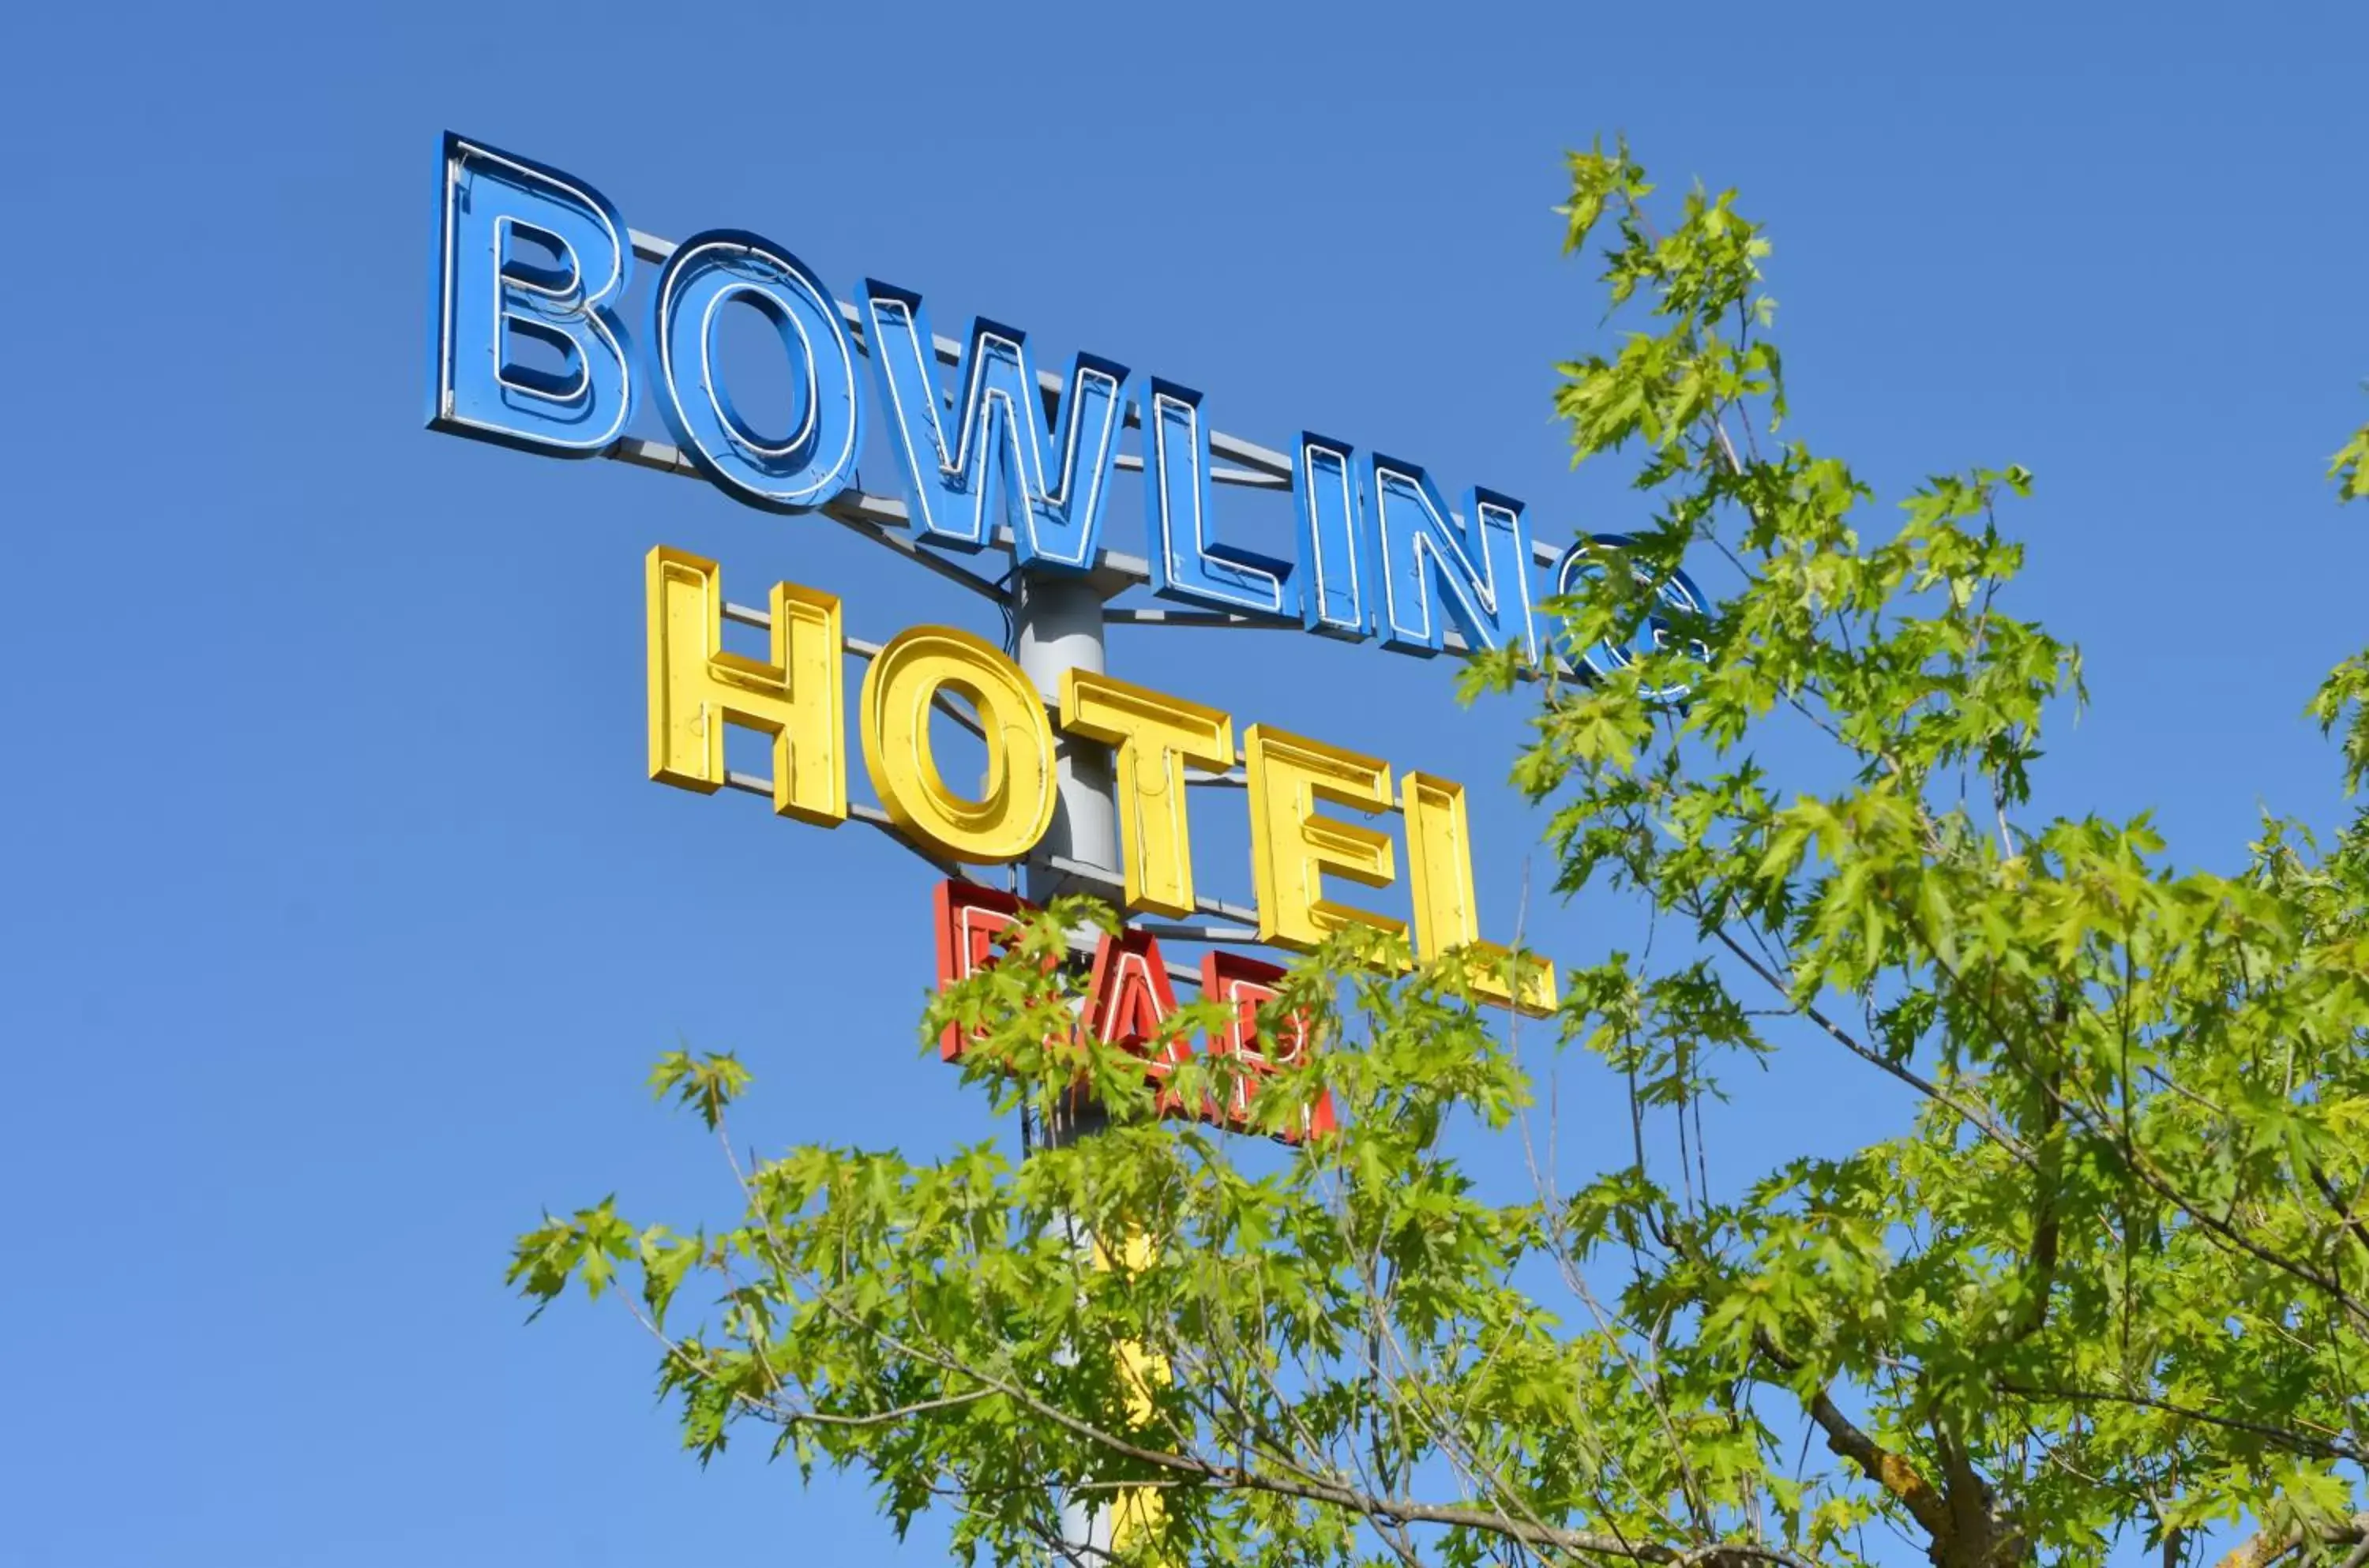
[861,626,1057,864]
[1242,724,1404,952]
[646,546,846,824]
[1402,772,1557,1014]
[1060,670,1233,917]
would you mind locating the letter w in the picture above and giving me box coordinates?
[861,280,1131,572]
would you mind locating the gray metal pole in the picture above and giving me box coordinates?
[1008,568,1121,1562]
[1013,573,1119,897]
[1012,569,1121,1146]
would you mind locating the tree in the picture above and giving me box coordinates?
[511,144,2369,1568]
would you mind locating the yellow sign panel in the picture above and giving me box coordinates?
[1241,724,1405,954]
[646,546,847,825]
[861,624,1057,865]
[1402,772,1556,1013]
[1061,670,1233,919]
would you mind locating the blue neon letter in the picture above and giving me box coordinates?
[1369,457,1541,659]
[1553,535,1708,697]
[860,283,1128,569]
[427,133,634,456]
[649,231,863,513]
[1142,381,1294,615]
[1292,433,1371,639]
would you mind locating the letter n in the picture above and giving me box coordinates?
[1369,456,1540,659]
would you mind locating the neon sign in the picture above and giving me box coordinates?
[426,128,1738,1143]
[427,132,1706,673]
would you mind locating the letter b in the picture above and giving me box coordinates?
[427,133,635,456]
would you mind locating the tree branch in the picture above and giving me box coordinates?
[1752,1331,1953,1545]
[1992,1382,2359,1462]
[2214,1513,2369,1568]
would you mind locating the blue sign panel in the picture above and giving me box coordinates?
[1552,536,1710,698]
[861,283,1130,572]
[1143,381,1295,617]
[1368,459,1539,661]
[1291,435,1370,640]
[428,133,635,456]
[650,231,864,512]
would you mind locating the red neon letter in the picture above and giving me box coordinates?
[932,880,1039,1061]
[1084,928,1193,1110]
[1200,951,1335,1142]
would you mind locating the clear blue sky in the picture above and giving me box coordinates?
[3,3,2364,1563]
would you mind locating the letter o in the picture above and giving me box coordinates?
[650,228,862,512]
[861,626,1056,864]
